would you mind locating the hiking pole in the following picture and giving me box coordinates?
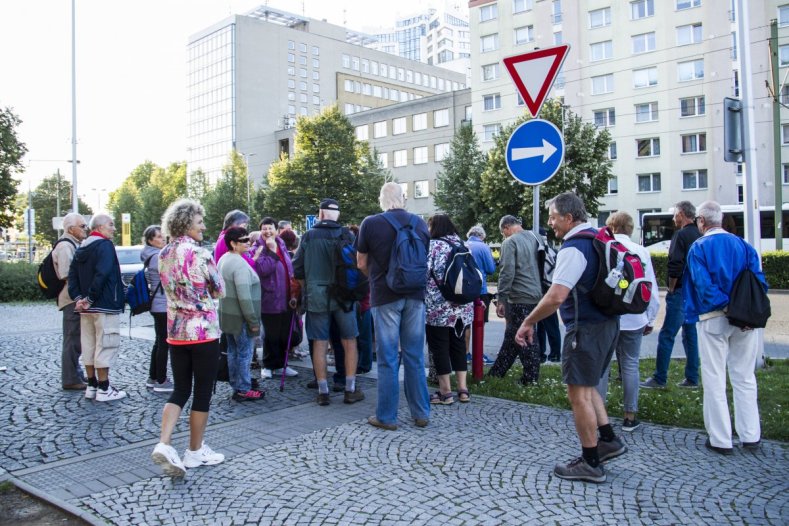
[279,310,297,392]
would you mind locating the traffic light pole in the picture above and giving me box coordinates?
[770,19,783,250]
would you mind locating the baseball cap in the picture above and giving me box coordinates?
[319,198,340,211]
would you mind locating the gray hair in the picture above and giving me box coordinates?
[162,199,205,238]
[379,182,405,211]
[546,192,588,222]
[467,224,486,239]
[674,200,696,220]
[277,220,292,230]
[62,212,85,230]
[498,215,521,230]
[696,200,723,227]
[222,209,249,230]
[90,214,113,229]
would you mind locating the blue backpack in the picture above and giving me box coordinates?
[382,212,428,294]
[329,227,369,311]
[126,255,161,316]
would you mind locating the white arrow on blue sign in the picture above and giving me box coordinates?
[505,119,564,186]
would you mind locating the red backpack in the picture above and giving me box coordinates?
[574,227,652,316]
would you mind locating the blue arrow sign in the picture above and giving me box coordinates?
[505,119,564,186]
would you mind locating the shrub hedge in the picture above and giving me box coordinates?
[651,251,789,289]
[0,261,46,303]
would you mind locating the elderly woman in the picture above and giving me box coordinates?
[217,226,263,401]
[151,199,225,478]
[141,225,172,392]
[426,214,474,404]
[251,217,299,380]
[214,209,250,262]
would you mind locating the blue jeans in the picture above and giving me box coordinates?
[653,290,699,385]
[372,299,430,425]
[227,324,253,393]
[537,310,562,359]
[597,329,643,413]
[357,307,373,372]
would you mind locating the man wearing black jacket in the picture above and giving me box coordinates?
[641,201,701,389]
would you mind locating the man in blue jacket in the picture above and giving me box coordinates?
[683,200,767,455]
[68,214,127,402]
[465,224,495,364]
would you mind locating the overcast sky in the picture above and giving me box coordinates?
[1,0,458,210]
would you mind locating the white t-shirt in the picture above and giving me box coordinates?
[551,222,593,290]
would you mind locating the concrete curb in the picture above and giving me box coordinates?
[9,476,105,526]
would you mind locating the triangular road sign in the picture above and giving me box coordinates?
[503,44,570,118]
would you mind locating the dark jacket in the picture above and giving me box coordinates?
[68,235,125,314]
[292,220,344,313]
[667,222,702,286]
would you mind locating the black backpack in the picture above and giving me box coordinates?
[430,238,483,304]
[726,240,771,329]
[329,227,369,312]
[37,238,76,299]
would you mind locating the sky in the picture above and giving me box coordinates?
[1,0,457,211]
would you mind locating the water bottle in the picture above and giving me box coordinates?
[604,260,624,288]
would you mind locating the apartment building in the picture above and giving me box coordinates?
[469,0,784,235]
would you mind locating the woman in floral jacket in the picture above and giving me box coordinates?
[425,214,473,405]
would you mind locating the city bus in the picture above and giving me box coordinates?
[640,205,789,252]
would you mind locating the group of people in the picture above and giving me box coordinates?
[52,182,767,483]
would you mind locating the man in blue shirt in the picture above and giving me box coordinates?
[465,225,496,364]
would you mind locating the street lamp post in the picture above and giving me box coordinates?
[241,153,257,213]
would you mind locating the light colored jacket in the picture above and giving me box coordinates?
[218,253,261,336]
[52,233,80,310]
[614,233,660,331]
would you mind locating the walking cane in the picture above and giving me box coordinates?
[279,310,298,392]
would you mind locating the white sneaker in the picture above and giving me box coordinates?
[283,367,299,377]
[96,385,127,402]
[183,443,225,468]
[261,368,273,379]
[151,442,186,478]
[85,385,97,400]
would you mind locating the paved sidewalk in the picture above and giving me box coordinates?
[0,304,787,525]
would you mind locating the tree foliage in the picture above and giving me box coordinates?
[433,123,487,235]
[479,100,612,241]
[28,172,92,245]
[202,151,250,238]
[264,106,386,227]
[0,107,27,229]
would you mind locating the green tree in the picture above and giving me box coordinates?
[202,150,250,238]
[433,123,487,235]
[28,171,92,245]
[265,106,385,227]
[479,100,612,241]
[0,107,27,230]
[186,168,210,202]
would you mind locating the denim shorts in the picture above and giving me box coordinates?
[562,317,619,386]
[305,309,358,341]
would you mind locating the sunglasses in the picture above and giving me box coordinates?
[237,237,250,243]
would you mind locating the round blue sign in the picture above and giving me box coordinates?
[504,119,565,186]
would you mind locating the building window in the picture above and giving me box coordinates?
[482,63,499,81]
[414,180,430,198]
[480,34,499,53]
[554,31,563,45]
[480,4,498,22]
[374,121,387,138]
[594,108,616,127]
[434,109,449,128]
[682,169,708,190]
[631,0,654,19]
[483,94,502,111]
[637,138,660,157]
[287,53,295,63]
[607,176,618,194]
[312,95,320,106]
[342,54,350,68]
[678,59,704,81]
[483,123,501,141]
[781,45,789,67]
[513,0,533,13]
[681,133,707,153]
[435,143,450,162]
[590,41,613,62]
[632,32,656,54]
[288,40,295,50]
[677,0,701,9]
[609,142,618,160]
[355,125,368,141]
[344,79,353,92]
[633,67,658,88]
[680,96,705,117]
[378,152,388,168]
[299,55,307,66]
[413,147,428,165]
[635,102,659,122]
[637,173,661,192]
[677,23,703,45]
[589,7,611,28]
[780,5,789,27]
[515,26,534,45]
[393,149,407,167]
[591,74,614,95]
[351,56,360,70]
[393,117,407,135]
[783,163,789,184]
[413,113,427,131]
[399,182,409,199]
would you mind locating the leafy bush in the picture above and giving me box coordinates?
[0,261,47,302]
[650,253,668,288]
[761,251,789,289]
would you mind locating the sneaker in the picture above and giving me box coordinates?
[183,443,225,468]
[741,440,761,450]
[273,367,298,377]
[677,379,699,388]
[368,415,397,431]
[553,457,606,483]
[414,418,429,428]
[85,385,97,400]
[598,437,627,462]
[639,377,666,389]
[704,438,733,456]
[152,379,174,393]
[145,378,156,388]
[96,385,127,402]
[151,442,186,478]
[344,389,365,404]
[261,368,273,379]
[482,354,495,365]
[622,418,641,433]
[465,353,472,363]
[316,393,330,406]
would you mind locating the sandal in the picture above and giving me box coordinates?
[430,391,455,405]
[232,389,264,401]
[457,389,470,403]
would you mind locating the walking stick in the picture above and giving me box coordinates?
[279,310,297,392]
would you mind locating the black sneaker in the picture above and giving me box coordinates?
[677,379,699,388]
[622,418,641,433]
[316,393,330,406]
[598,437,627,462]
[553,457,606,483]
[741,440,761,450]
[343,389,365,404]
[705,438,733,455]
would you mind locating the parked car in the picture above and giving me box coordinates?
[116,245,144,286]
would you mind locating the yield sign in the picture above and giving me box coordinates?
[503,44,570,118]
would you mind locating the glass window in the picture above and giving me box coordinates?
[434,109,449,127]
[371,61,379,75]
[483,123,501,141]
[352,56,360,71]
[633,67,658,88]
[435,143,450,162]
[480,34,499,53]
[681,133,707,153]
[677,23,703,45]
[312,95,320,105]
[608,143,618,160]
[682,169,708,190]
[288,40,295,50]
[637,138,660,157]
[299,42,307,53]
[631,0,654,19]
[480,4,498,22]
[312,84,320,93]
[483,94,502,111]
[554,31,563,45]
[676,0,701,9]
[312,46,319,55]
[783,123,789,144]
[344,79,354,92]
[590,41,613,61]
[393,117,407,135]
[515,26,534,45]
[394,149,408,167]
[783,163,789,184]
[361,59,369,73]
[342,54,350,68]
[413,147,428,165]
[637,173,661,192]
[414,180,429,198]
[380,64,388,77]
[355,125,369,141]
[678,59,704,81]
[400,182,409,198]
[413,113,427,131]
[591,74,614,95]
[594,108,616,127]
[552,0,562,23]
[299,55,307,65]
[299,68,307,78]
[589,7,611,28]
[288,92,295,101]
[513,0,533,13]
[607,176,618,194]
[482,63,499,81]
[781,45,789,66]
[780,5,789,27]
[374,121,387,138]
[635,102,659,122]
[288,79,296,89]
[632,32,656,54]
[288,53,295,63]
[680,96,705,116]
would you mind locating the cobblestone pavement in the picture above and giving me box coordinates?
[1,304,787,525]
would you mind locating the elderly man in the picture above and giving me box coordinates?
[684,201,766,454]
[68,214,127,402]
[465,224,496,364]
[53,213,89,390]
